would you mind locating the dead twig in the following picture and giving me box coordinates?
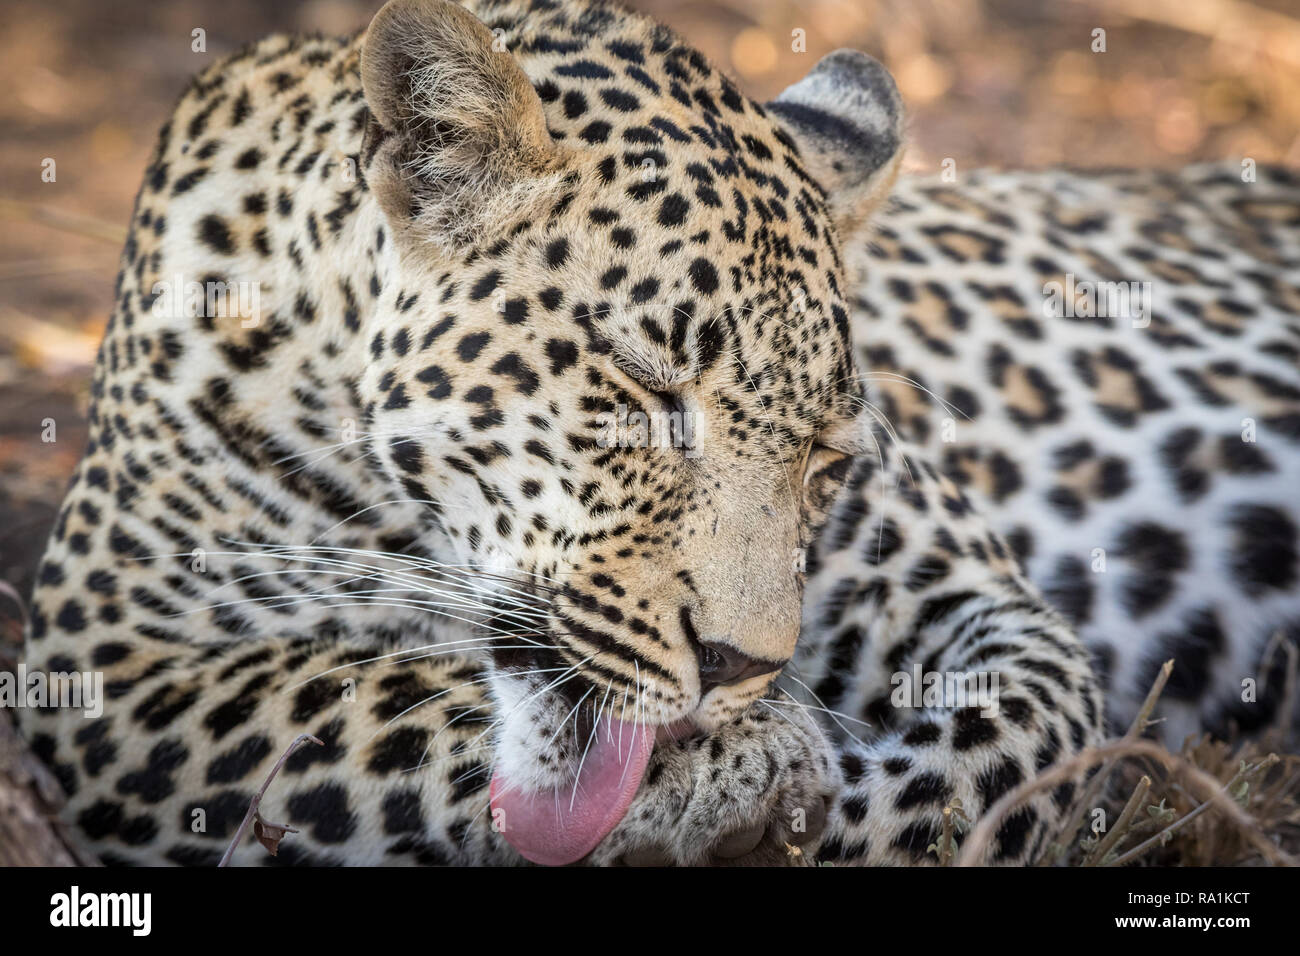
[1082,774,1150,866]
[1257,630,1298,740]
[0,579,29,633]
[929,798,968,866]
[218,733,322,867]
[1048,660,1172,861]
[956,739,1296,867]
[1105,755,1281,867]
[0,710,100,866]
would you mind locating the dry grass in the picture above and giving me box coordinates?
[1115,735,1300,866]
[948,649,1300,867]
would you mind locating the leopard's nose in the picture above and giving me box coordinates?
[679,608,785,694]
[695,640,784,694]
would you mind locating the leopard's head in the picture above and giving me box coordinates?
[357,0,902,864]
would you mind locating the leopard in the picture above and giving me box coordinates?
[16,0,1299,867]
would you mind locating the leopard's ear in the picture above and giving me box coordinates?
[361,0,568,251]
[767,50,904,241]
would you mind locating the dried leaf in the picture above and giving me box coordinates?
[252,811,299,856]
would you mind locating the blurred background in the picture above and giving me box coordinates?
[1,0,1298,637]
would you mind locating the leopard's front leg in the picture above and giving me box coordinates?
[21,632,524,866]
[797,438,1106,865]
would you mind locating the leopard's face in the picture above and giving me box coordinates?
[357,0,903,863]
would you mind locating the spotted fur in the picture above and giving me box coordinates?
[19,0,1299,867]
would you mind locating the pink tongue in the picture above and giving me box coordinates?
[490,716,654,866]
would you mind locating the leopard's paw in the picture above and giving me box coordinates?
[588,705,841,866]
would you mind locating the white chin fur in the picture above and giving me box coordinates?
[489,671,580,793]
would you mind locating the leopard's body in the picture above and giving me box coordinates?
[844,166,1300,746]
[18,0,1300,867]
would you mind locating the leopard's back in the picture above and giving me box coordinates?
[852,163,1300,740]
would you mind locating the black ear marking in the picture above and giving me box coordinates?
[769,51,902,170]
[768,49,905,238]
[766,99,898,186]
